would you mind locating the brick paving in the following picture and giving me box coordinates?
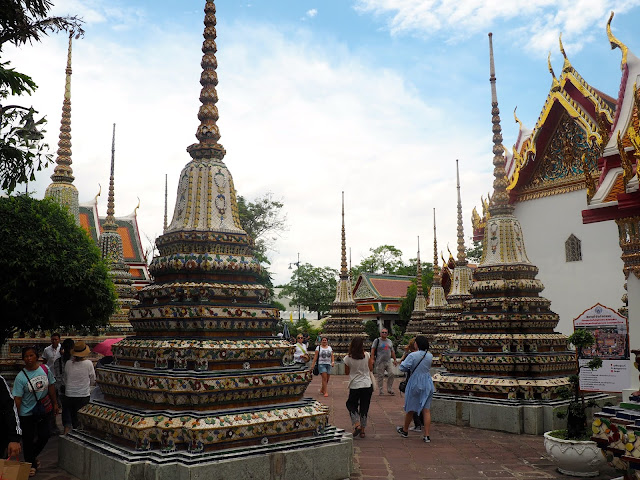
[30,375,620,479]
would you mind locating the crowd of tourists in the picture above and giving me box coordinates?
[0,333,96,477]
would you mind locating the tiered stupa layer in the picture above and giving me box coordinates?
[404,239,426,338]
[433,33,573,400]
[79,0,327,453]
[322,194,368,358]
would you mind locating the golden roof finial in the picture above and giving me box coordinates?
[559,33,572,73]
[134,197,141,216]
[547,52,556,79]
[186,0,226,160]
[514,107,522,129]
[94,183,101,204]
[607,11,628,70]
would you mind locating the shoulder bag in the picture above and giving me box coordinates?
[22,365,53,419]
[398,352,427,393]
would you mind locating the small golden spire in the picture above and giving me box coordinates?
[187,0,226,160]
[607,11,628,70]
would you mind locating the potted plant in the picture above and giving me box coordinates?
[544,329,605,477]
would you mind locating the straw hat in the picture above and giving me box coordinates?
[72,340,91,357]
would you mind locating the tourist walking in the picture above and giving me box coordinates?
[54,339,74,434]
[312,336,335,397]
[41,333,61,370]
[371,328,398,395]
[344,337,373,439]
[63,341,96,433]
[13,345,59,477]
[0,374,21,459]
[399,337,423,431]
[396,335,433,443]
[293,334,311,365]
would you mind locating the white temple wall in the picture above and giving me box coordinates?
[513,190,625,336]
[628,274,640,393]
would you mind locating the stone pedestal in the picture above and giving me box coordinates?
[59,426,352,480]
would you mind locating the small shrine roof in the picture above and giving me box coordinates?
[353,273,413,300]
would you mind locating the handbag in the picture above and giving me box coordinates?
[313,363,319,376]
[0,457,31,480]
[398,352,427,393]
[22,367,53,418]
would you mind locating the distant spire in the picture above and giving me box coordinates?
[455,159,467,265]
[488,33,513,216]
[340,191,348,278]
[432,208,442,286]
[416,236,423,297]
[187,0,226,160]
[103,123,117,231]
[45,33,79,224]
[163,174,168,233]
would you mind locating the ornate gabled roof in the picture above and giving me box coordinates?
[507,35,614,202]
[45,33,79,224]
[583,12,640,226]
[352,273,413,300]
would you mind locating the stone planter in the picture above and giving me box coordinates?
[543,431,606,477]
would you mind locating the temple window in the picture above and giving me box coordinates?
[565,234,582,262]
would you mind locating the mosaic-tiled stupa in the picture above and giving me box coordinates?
[96,124,137,332]
[433,34,574,400]
[404,237,427,338]
[76,0,330,453]
[322,193,368,359]
[44,33,79,224]
[423,211,457,367]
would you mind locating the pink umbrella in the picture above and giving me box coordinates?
[93,338,124,357]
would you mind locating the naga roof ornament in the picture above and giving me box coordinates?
[434,33,573,401]
[607,11,628,70]
[45,33,79,224]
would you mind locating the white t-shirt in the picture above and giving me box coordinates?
[343,352,372,389]
[315,346,333,365]
[64,359,96,397]
[294,343,309,363]
[42,344,61,370]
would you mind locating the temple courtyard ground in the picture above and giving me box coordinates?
[34,375,619,480]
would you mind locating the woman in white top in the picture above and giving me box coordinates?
[311,336,335,397]
[63,341,95,433]
[343,336,374,439]
[293,334,310,365]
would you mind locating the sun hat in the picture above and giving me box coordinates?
[72,340,91,357]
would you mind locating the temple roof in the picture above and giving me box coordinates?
[353,273,413,300]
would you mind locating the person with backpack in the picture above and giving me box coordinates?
[12,345,59,477]
[370,328,398,395]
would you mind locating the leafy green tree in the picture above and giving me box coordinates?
[1,0,84,193]
[364,320,379,342]
[352,245,407,277]
[466,240,483,263]
[237,192,286,291]
[0,195,117,346]
[279,263,337,320]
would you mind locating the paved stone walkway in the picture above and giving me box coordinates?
[31,375,619,479]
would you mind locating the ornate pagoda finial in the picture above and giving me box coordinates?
[432,208,442,286]
[488,33,513,216]
[455,159,467,265]
[186,0,226,160]
[103,123,117,231]
[607,11,628,70]
[45,33,80,224]
[340,191,348,278]
[163,174,168,233]
[416,236,423,297]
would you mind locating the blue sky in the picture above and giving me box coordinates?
[6,0,640,285]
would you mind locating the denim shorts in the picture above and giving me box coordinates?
[318,364,332,374]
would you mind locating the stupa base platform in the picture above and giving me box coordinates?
[59,424,352,480]
[432,393,614,435]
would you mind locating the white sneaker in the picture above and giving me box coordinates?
[423,436,431,443]
[409,426,422,432]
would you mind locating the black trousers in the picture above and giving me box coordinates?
[19,415,50,465]
[346,386,373,427]
[65,396,90,428]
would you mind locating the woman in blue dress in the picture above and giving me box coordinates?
[396,335,433,443]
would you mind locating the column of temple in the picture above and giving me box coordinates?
[433,34,574,400]
[76,0,331,453]
[322,193,368,359]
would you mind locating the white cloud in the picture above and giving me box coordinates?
[353,0,640,55]
[306,9,318,18]
[5,15,493,286]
